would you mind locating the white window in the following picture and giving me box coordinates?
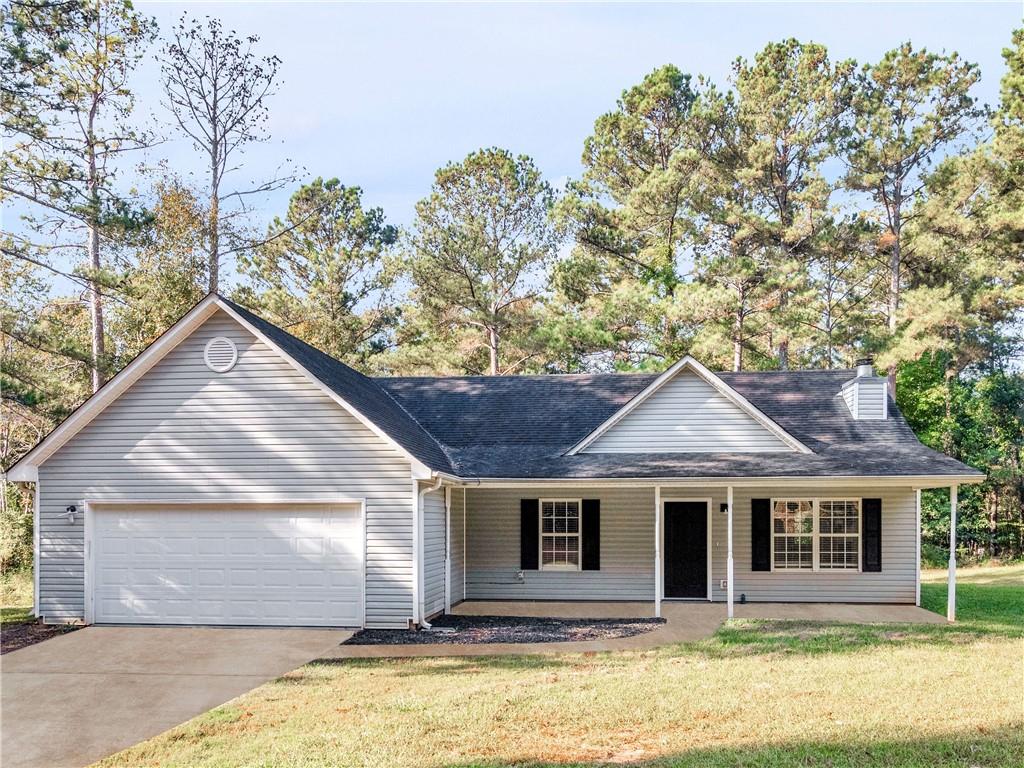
[773,500,814,570]
[540,499,581,571]
[772,498,860,572]
[818,499,860,570]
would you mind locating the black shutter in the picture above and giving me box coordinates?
[520,499,539,570]
[751,498,771,571]
[862,498,882,572]
[581,499,600,571]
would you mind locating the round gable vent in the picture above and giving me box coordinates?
[204,336,238,373]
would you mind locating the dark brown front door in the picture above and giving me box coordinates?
[663,501,708,599]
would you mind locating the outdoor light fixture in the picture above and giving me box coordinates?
[62,505,78,524]
[720,503,728,514]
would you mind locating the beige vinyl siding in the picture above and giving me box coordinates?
[465,487,657,601]
[584,370,791,453]
[841,384,857,415]
[841,379,887,420]
[422,486,446,619]
[37,310,415,628]
[464,485,917,604]
[857,381,887,419]
[450,488,466,605]
[695,485,917,603]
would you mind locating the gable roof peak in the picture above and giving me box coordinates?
[564,355,812,456]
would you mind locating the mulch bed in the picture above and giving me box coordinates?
[343,614,666,645]
[1,620,79,655]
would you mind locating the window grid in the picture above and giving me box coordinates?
[540,499,581,571]
[819,500,860,570]
[772,500,814,570]
[771,498,861,572]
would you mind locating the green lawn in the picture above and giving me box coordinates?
[98,563,1024,768]
[0,569,34,626]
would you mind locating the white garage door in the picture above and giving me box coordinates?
[90,504,363,627]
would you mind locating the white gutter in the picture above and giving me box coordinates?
[453,474,985,489]
[414,475,443,629]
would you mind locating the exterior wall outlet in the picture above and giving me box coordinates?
[719,579,728,589]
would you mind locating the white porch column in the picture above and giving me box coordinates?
[915,489,922,607]
[726,485,735,619]
[654,485,662,619]
[444,486,452,613]
[948,484,958,622]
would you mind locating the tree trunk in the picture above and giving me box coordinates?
[87,222,104,392]
[942,360,956,456]
[777,290,789,370]
[887,206,902,398]
[487,326,499,376]
[733,307,743,372]
[86,90,104,393]
[208,142,220,293]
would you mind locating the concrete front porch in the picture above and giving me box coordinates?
[454,599,944,624]
[324,600,945,659]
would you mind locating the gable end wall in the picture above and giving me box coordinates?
[584,370,792,453]
[37,311,414,628]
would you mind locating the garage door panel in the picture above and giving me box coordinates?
[92,505,363,627]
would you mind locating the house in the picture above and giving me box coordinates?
[5,294,982,629]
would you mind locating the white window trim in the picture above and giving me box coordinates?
[538,498,583,572]
[770,497,862,573]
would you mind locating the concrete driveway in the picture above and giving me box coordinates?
[1,626,348,768]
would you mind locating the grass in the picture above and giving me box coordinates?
[0,569,34,626]
[97,563,1024,768]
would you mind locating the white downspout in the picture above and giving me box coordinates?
[33,482,40,619]
[415,476,443,629]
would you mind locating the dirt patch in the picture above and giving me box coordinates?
[344,614,665,645]
[1,620,79,654]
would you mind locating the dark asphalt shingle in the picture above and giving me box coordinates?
[377,371,981,480]
[223,299,980,481]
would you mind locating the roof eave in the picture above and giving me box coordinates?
[441,473,985,489]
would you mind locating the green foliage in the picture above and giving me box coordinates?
[237,178,399,369]
[898,354,1024,559]
[109,180,210,363]
[396,148,559,375]
[1,482,33,574]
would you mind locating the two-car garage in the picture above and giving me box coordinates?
[87,503,364,627]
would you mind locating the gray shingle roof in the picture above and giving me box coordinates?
[377,371,981,480]
[225,299,980,481]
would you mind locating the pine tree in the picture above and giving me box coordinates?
[1,0,157,391]
[236,178,399,369]
[400,149,558,375]
[844,43,985,395]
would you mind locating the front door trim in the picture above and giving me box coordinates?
[660,497,712,601]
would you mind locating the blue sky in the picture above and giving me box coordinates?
[130,1,1020,235]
